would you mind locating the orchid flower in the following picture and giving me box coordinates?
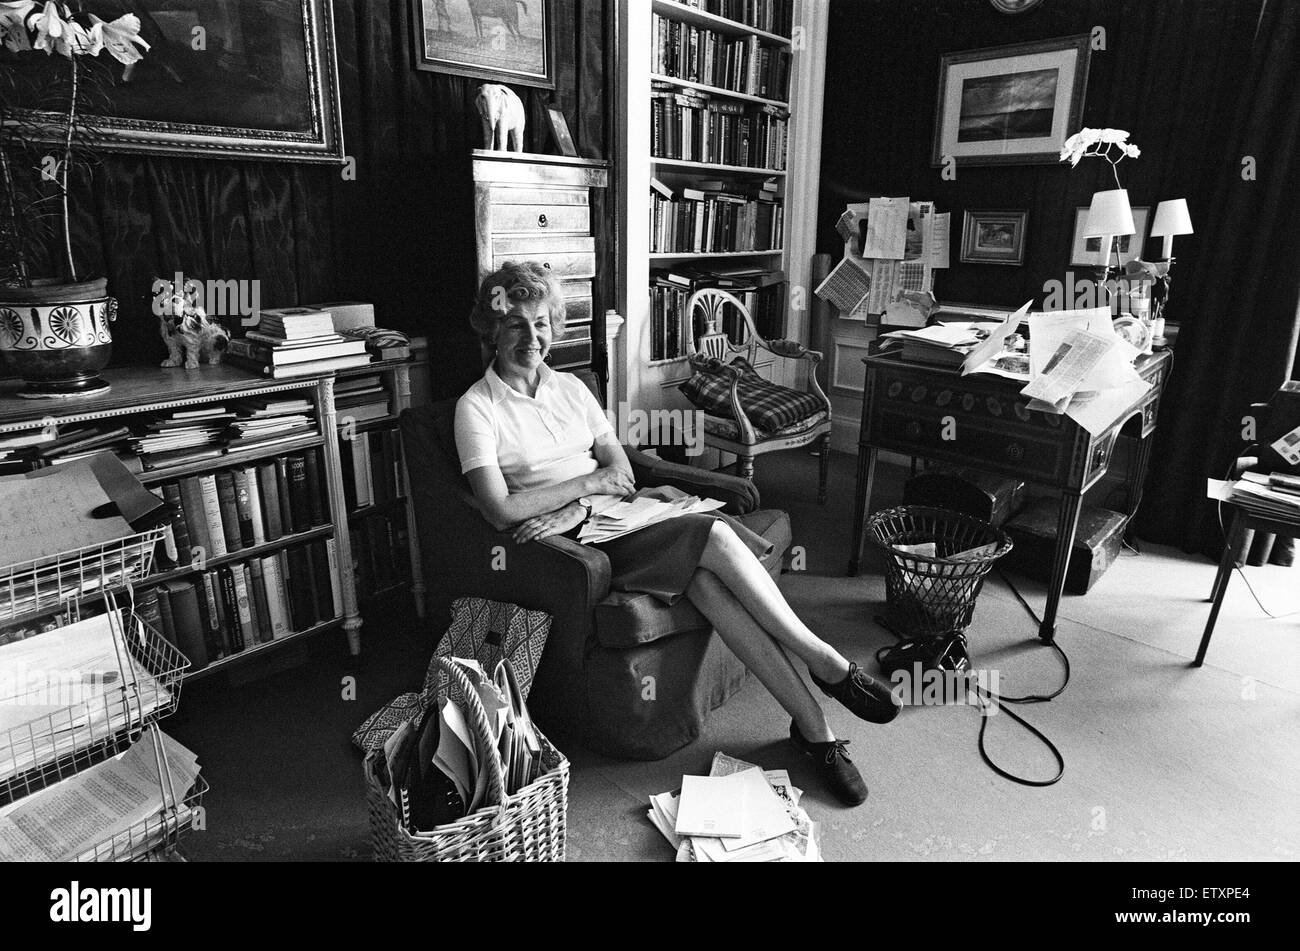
[87,13,149,64]
[1060,127,1142,188]
[0,1,36,51]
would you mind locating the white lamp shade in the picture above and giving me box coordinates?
[1151,198,1194,237]
[1084,189,1135,237]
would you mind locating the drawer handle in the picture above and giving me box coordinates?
[538,214,549,228]
[542,262,552,269]
[906,421,922,437]
[1006,443,1025,462]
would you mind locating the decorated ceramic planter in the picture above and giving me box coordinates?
[0,278,116,398]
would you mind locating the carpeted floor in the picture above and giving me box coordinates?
[170,450,1300,861]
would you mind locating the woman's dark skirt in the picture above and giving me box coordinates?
[582,511,774,606]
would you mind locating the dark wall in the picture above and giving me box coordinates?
[817,0,1263,314]
[61,0,610,400]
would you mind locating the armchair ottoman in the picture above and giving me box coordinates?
[399,399,792,760]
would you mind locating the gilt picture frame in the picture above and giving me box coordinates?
[960,210,1028,265]
[931,35,1091,167]
[10,0,346,163]
[410,0,555,89]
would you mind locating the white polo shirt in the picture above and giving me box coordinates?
[455,364,615,491]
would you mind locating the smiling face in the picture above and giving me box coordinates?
[493,299,552,376]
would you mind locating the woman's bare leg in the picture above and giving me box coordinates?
[687,568,835,743]
[698,521,849,683]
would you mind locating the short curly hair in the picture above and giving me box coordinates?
[469,261,567,345]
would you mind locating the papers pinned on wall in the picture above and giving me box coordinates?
[814,257,873,316]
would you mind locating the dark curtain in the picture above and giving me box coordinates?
[46,0,609,402]
[1135,0,1300,555]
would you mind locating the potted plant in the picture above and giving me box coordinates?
[0,1,148,397]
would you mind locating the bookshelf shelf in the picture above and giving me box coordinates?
[651,0,792,46]
[650,73,789,108]
[146,525,334,589]
[184,616,343,682]
[138,434,327,485]
[348,497,409,523]
[652,158,787,176]
[650,250,784,259]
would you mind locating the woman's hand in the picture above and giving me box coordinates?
[586,466,635,498]
[512,502,588,545]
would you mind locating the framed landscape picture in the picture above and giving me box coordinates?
[931,35,1091,167]
[960,210,1028,265]
[410,0,554,88]
[1070,205,1151,266]
[10,0,345,163]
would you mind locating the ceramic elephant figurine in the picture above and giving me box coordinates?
[475,83,525,152]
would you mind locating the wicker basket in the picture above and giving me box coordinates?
[363,657,569,862]
[865,505,1013,638]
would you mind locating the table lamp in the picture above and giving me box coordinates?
[1150,199,1193,261]
[1148,199,1193,341]
[1084,188,1136,288]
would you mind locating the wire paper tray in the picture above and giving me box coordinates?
[0,611,189,806]
[0,528,167,626]
[76,774,208,863]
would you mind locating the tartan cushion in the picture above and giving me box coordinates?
[679,356,824,434]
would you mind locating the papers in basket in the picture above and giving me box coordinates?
[578,494,726,544]
[0,610,174,784]
[647,752,821,862]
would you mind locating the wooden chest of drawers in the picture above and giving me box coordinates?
[472,151,609,375]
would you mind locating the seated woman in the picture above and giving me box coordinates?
[455,262,899,805]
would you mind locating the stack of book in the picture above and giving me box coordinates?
[130,407,233,471]
[15,424,133,469]
[334,375,391,426]
[226,306,372,379]
[224,395,317,453]
[650,177,782,254]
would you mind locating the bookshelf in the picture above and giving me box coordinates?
[0,359,423,671]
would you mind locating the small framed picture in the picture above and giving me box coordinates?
[410,0,554,88]
[546,107,578,157]
[1069,205,1151,266]
[960,210,1028,265]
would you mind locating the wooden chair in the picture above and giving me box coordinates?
[684,288,833,501]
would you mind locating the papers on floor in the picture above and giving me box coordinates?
[0,611,173,784]
[1208,471,1300,520]
[647,751,821,862]
[578,494,726,544]
[0,729,201,861]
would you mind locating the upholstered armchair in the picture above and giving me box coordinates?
[682,288,834,501]
[398,379,793,760]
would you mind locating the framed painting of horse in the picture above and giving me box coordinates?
[410,0,554,89]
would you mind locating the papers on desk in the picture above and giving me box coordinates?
[1208,472,1300,520]
[0,611,173,784]
[0,729,200,861]
[961,302,1033,380]
[578,495,726,544]
[648,751,821,862]
[0,462,136,569]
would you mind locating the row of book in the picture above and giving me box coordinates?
[351,510,412,601]
[650,266,786,361]
[652,86,788,169]
[650,179,783,254]
[653,14,792,101]
[669,0,795,37]
[137,538,339,672]
[341,428,405,513]
[154,449,331,569]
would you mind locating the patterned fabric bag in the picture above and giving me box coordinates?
[352,598,552,753]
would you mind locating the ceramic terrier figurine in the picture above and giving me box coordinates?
[475,83,525,152]
[155,278,230,369]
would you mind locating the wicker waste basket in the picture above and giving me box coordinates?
[364,657,569,862]
[865,505,1013,639]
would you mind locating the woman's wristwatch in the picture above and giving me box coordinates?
[577,496,594,521]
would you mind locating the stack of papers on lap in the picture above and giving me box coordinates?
[578,495,725,544]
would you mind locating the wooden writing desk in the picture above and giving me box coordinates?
[847,349,1172,642]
